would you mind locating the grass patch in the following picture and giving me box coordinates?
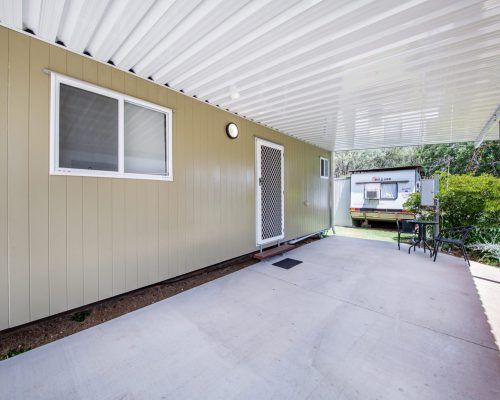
[71,310,91,322]
[333,226,399,243]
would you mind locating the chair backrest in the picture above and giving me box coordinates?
[458,226,475,243]
[397,219,415,233]
[442,226,475,244]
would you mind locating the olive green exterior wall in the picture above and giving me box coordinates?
[0,27,330,330]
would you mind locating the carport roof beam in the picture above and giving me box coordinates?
[474,104,500,148]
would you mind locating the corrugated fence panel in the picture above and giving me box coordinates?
[334,178,352,227]
[1,28,331,329]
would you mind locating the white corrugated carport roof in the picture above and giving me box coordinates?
[1,0,499,151]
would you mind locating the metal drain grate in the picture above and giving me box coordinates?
[272,258,302,269]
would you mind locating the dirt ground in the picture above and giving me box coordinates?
[0,237,320,360]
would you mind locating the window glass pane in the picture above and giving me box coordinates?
[59,83,119,171]
[124,102,167,175]
[320,159,329,177]
[381,183,398,199]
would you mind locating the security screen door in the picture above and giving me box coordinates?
[256,138,284,245]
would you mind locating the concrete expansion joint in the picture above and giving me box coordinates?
[249,268,499,353]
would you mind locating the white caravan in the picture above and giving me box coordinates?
[349,166,422,224]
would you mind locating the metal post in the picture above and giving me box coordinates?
[330,151,336,234]
[433,174,440,239]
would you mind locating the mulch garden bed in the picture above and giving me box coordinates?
[0,236,320,360]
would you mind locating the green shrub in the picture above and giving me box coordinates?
[438,174,500,264]
[403,173,499,265]
[402,192,433,220]
[438,173,499,231]
[402,192,421,214]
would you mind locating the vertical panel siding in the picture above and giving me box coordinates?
[97,65,113,300]
[8,31,30,327]
[166,90,179,277]
[48,45,67,315]
[82,59,99,305]
[66,52,84,310]
[97,180,113,299]
[1,29,330,329]
[29,38,50,321]
[111,69,126,295]
[123,73,139,291]
[82,179,99,304]
[0,27,9,330]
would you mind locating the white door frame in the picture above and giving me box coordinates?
[255,138,285,246]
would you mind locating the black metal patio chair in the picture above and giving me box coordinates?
[432,226,474,266]
[396,219,418,251]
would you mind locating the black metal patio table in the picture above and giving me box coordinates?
[407,220,439,255]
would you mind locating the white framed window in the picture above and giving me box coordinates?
[50,72,173,181]
[380,182,398,200]
[320,157,329,179]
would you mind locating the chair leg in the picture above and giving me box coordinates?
[398,233,400,250]
[462,245,471,267]
[433,242,440,262]
[408,240,412,254]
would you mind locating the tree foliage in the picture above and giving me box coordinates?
[415,142,499,176]
[334,141,499,177]
[334,147,417,177]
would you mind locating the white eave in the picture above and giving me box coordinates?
[1,0,499,151]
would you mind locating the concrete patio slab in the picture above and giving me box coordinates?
[1,236,499,400]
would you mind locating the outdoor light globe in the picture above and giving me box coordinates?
[226,123,239,139]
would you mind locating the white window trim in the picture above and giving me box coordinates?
[50,72,173,181]
[320,157,329,179]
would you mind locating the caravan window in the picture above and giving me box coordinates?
[380,183,398,200]
[51,73,173,181]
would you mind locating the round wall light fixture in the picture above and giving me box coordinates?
[226,122,239,139]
